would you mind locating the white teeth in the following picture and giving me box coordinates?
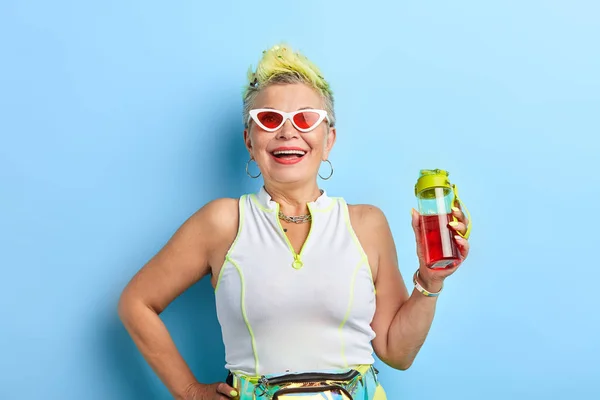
[273,150,306,155]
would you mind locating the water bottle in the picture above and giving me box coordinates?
[414,169,470,269]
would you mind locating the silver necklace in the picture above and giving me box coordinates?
[276,190,322,224]
[278,211,312,224]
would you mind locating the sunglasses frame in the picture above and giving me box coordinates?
[248,108,330,133]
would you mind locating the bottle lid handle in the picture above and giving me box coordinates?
[452,184,472,240]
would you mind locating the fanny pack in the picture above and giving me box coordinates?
[229,365,380,400]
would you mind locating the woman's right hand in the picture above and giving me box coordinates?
[184,382,239,400]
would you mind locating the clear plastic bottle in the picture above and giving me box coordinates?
[414,169,469,269]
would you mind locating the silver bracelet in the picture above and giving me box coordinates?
[413,270,443,297]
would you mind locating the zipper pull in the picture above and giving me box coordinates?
[292,254,303,269]
[254,376,269,397]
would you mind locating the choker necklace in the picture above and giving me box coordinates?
[275,189,322,224]
[278,211,312,224]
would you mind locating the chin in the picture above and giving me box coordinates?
[270,169,313,184]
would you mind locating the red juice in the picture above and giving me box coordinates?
[420,213,461,269]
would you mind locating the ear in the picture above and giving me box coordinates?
[243,128,253,157]
[322,127,337,160]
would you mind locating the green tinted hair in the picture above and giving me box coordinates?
[243,43,335,128]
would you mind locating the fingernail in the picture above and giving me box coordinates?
[452,207,460,213]
[230,390,238,396]
[454,235,463,241]
[449,221,459,227]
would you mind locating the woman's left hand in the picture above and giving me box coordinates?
[410,202,470,292]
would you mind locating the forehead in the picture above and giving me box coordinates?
[253,83,323,110]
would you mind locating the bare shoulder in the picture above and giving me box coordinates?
[192,197,240,280]
[192,197,239,232]
[347,203,393,280]
[189,197,241,259]
[347,203,390,233]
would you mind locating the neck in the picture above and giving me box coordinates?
[263,180,322,215]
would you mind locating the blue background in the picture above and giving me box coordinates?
[1,1,598,398]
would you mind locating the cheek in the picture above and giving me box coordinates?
[249,132,270,152]
[307,132,328,152]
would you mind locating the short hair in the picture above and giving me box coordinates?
[243,43,335,129]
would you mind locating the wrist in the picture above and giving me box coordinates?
[418,273,443,293]
[179,382,203,400]
[413,269,444,297]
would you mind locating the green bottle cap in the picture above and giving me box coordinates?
[414,169,452,195]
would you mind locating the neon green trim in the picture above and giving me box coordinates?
[310,196,337,213]
[214,263,228,293]
[251,189,334,269]
[231,371,261,384]
[214,264,226,293]
[274,202,315,270]
[250,193,273,213]
[340,199,375,288]
[338,257,369,368]
[452,184,472,240]
[215,196,246,293]
[251,188,337,212]
[227,256,260,375]
[340,199,369,260]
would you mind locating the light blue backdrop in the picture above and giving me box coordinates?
[1,1,598,399]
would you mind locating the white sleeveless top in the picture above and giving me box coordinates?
[214,187,376,376]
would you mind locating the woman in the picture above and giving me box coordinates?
[118,44,471,400]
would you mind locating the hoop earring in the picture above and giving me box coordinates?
[318,159,334,180]
[245,158,261,178]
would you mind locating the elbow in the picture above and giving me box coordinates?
[378,352,416,371]
[117,289,142,324]
[384,358,414,371]
[395,360,414,371]
[117,288,159,326]
[117,290,132,323]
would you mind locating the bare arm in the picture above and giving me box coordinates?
[117,198,239,399]
[354,205,469,370]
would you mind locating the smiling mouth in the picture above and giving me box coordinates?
[271,149,307,159]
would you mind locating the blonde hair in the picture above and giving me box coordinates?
[243,43,335,128]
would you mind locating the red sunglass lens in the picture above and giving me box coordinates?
[257,111,283,129]
[293,111,321,129]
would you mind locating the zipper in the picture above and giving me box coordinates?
[262,369,360,386]
[275,203,314,270]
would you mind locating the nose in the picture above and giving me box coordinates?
[277,118,299,139]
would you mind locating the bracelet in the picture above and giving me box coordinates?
[413,270,443,297]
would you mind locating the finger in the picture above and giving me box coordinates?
[410,209,421,241]
[448,220,467,236]
[410,208,420,231]
[451,205,469,226]
[454,235,470,259]
[216,383,239,399]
